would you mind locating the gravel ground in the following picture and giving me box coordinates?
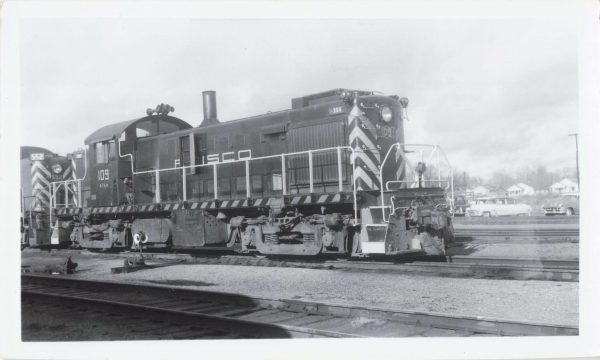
[21,252,579,327]
[447,242,579,258]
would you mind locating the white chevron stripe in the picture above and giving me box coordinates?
[32,194,50,205]
[349,127,380,158]
[33,195,50,205]
[62,167,72,179]
[32,183,50,194]
[31,161,51,177]
[354,167,378,190]
[353,151,380,176]
[32,173,50,186]
[348,104,363,125]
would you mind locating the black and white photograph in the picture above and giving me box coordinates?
[1,1,599,359]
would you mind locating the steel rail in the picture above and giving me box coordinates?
[447,256,579,269]
[21,274,578,337]
[21,275,360,339]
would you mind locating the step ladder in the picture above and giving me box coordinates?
[361,205,392,254]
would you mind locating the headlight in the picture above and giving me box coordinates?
[380,106,393,123]
[51,164,63,174]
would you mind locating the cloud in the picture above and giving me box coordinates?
[20,18,578,179]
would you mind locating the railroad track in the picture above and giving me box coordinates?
[22,249,579,282]
[453,215,579,225]
[447,256,578,269]
[21,274,578,340]
[453,225,579,243]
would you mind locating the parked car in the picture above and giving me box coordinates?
[542,195,579,216]
[466,197,532,217]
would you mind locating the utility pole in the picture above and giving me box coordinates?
[568,133,580,190]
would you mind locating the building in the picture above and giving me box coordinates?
[507,183,535,197]
[550,178,579,195]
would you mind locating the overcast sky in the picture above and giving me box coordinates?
[20,18,578,179]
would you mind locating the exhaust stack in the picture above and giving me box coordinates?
[200,90,219,126]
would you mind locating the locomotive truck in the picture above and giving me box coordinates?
[42,89,455,256]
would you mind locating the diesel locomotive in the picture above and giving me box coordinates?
[36,89,455,256]
[20,146,74,248]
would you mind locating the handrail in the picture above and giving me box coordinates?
[386,179,451,191]
[129,145,354,176]
[109,144,358,223]
[378,143,454,222]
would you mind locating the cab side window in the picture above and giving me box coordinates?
[94,140,116,164]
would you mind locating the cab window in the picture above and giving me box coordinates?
[136,120,157,138]
[94,140,116,164]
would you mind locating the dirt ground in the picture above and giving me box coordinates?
[21,250,579,327]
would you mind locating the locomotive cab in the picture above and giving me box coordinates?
[84,114,192,207]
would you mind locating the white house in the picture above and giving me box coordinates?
[550,178,579,195]
[471,185,490,197]
[507,183,535,197]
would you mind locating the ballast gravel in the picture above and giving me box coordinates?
[21,251,578,327]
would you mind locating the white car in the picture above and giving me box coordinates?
[466,197,532,217]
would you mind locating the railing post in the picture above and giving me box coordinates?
[64,182,69,207]
[308,150,314,193]
[182,168,187,201]
[351,151,358,223]
[50,183,55,226]
[281,154,287,195]
[213,164,218,200]
[337,148,343,192]
[437,146,441,182]
[155,170,161,203]
[245,160,250,199]
[77,180,82,207]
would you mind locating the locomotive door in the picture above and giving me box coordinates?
[260,124,288,196]
[179,133,202,199]
[90,140,118,206]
